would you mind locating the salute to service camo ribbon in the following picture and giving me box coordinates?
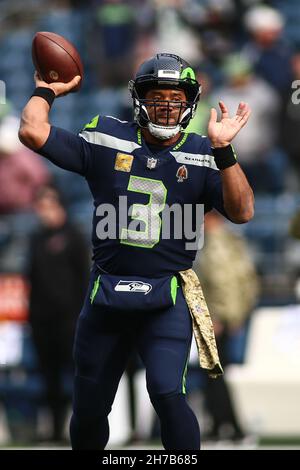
[179,269,223,378]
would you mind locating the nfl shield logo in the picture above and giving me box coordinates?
[147,157,157,170]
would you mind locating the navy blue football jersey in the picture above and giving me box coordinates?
[39,116,230,276]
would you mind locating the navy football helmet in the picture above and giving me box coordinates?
[129,53,201,139]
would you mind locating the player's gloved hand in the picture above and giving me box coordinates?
[34,71,81,97]
[208,101,251,148]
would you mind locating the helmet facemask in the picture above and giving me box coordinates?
[129,53,201,140]
[132,93,196,140]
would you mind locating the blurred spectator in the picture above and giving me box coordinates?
[28,184,90,443]
[0,115,49,214]
[193,211,259,441]
[199,30,234,88]
[89,0,137,87]
[281,51,300,186]
[288,209,300,301]
[154,0,201,65]
[289,208,300,241]
[243,4,293,93]
[213,53,285,193]
[186,71,213,135]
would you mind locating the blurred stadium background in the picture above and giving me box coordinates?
[0,0,300,450]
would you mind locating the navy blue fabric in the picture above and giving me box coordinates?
[74,270,191,395]
[91,272,176,312]
[70,270,194,449]
[38,117,230,276]
[36,116,228,449]
[151,394,200,450]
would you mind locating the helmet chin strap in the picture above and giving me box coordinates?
[147,122,181,140]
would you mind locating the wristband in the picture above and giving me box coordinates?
[212,144,237,170]
[31,87,56,107]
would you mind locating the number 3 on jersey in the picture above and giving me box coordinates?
[120,175,167,248]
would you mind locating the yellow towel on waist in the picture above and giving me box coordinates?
[179,269,223,378]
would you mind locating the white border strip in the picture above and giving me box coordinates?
[171,151,219,170]
[79,130,141,153]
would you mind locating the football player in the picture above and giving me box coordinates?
[19,53,253,450]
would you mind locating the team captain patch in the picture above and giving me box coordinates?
[114,153,134,172]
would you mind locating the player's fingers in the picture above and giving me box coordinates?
[236,101,245,115]
[219,101,229,118]
[235,101,248,118]
[236,104,251,122]
[239,109,251,127]
[65,75,81,90]
[209,107,218,123]
[241,104,251,119]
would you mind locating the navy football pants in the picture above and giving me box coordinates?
[70,274,200,450]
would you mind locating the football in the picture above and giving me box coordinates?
[32,31,83,91]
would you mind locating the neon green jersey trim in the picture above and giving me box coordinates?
[83,115,99,130]
[173,132,188,151]
[170,276,178,305]
[182,342,192,394]
[137,128,142,145]
[182,356,189,394]
[90,275,101,304]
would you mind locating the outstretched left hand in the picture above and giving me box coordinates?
[208,101,251,148]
